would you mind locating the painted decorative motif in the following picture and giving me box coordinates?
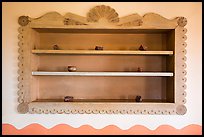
[117,19,143,26]
[2,124,202,135]
[177,17,187,27]
[176,105,187,115]
[64,18,87,25]
[87,5,119,23]
[18,16,30,26]
[28,104,176,115]
[17,103,29,114]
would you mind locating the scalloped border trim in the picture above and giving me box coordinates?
[2,124,202,135]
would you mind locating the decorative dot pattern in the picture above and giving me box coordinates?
[27,107,179,114]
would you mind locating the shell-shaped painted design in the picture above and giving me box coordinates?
[87,5,119,23]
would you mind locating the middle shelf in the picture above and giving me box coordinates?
[32,71,173,77]
[32,50,173,55]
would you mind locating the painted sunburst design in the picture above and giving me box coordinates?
[87,5,119,23]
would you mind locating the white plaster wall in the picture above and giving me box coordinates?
[2,2,202,129]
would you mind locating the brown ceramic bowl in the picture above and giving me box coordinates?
[67,66,77,72]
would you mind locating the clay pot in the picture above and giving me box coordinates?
[95,46,103,50]
[135,96,142,102]
[53,45,59,50]
[64,96,74,102]
[138,45,147,51]
[137,67,142,72]
[67,66,77,72]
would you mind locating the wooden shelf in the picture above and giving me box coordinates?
[17,6,188,115]
[33,28,174,33]
[33,99,169,103]
[32,50,173,55]
[32,71,174,77]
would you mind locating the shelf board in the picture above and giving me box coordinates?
[32,71,173,77]
[32,50,173,55]
[32,28,174,33]
[33,99,169,103]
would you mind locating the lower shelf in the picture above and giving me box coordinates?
[28,101,176,114]
[28,99,177,115]
[33,99,170,103]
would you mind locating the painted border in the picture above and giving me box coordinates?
[2,124,202,135]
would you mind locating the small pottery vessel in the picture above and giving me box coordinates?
[138,45,147,51]
[64,96,74,102]
[67,66,77,72]
[53,45,59,50]
[137,67,142,72]
[95,46,103,50]
[135,95,142,102]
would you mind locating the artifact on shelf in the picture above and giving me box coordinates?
[95,46,103,50]
[64,96,74,102]
[53,45,59,50]
[137,67,142,72]
[138,45,147,51]
[67,66,77,72]
[135,95,142,102]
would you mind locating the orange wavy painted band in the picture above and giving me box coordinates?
[2,124,202,135]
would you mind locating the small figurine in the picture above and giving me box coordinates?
[33,45,36,49]
[64,96,74,102]
[67,66,77,72]
[138,45,147,51]
[95,46,103,50]
[137,67,142,72]
[135,95,142,102]
[53,45,59,50]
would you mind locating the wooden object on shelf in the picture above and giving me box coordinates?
[67,66,77,72]
[135,96,142,102]
[138,45,147,51]
[17,5,187,115]
[64,96,74,102]
[53,45,59,50]
[95,46,103,50]
[137,67,142,72]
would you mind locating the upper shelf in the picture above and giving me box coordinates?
[33,28,175,34]
[32,50,173,55]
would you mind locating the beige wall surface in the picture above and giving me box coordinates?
[2,2,202,129]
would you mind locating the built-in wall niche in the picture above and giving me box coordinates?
[17,5,187,115]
